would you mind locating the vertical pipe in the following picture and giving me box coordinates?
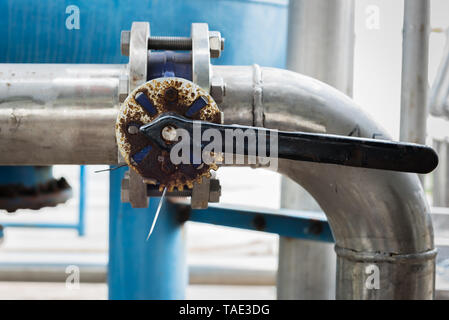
[400,0,430,183]
[278,0,354,300]
[108,167,187,299]
[78,165,86,237]
[433,139,449,206]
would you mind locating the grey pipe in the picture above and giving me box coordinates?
[429,29,449,120]
[0,63,436,298]
[213,65,436,299]
[0,64,124,164]
[400,0,430,145]
[278,0,354,300]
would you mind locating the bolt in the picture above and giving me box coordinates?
[164,87,178,102]
[146,32,224,57]
[148,36,192,50]
[161,126,177,142]
[121,30,131,56]
[308,220,323,235]
[252,214,266,231]
[127,124,139,135]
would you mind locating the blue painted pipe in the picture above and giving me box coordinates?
[108,167,187,299]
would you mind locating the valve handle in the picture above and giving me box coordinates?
[139,114,438,174]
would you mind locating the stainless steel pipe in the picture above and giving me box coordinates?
[0,63,436,299]
[214,65,436,299]
[0,64,125,164]
[278,0,355,300]
[400,0,430,145]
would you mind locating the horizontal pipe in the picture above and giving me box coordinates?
[0,108,118,164]
[0,263,274,286]
[0,223,80,229]
[0,64,125,109]
[0,64,124,164]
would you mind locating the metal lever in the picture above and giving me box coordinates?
[140,114,439,174]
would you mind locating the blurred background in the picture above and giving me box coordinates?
[0,0,448,299]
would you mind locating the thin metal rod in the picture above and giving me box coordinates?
[146,187,167,241]
[148,36,192,50]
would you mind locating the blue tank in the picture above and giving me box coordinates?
[0,0,287,66]
[0,0,288,298]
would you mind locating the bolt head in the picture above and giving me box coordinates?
[161,126,177,142]
[121,30,131,56]
[164,87,178,103]
[127,124,139,135]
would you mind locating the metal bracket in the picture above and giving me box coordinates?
[191,23,211,92]
[125,22,150,208]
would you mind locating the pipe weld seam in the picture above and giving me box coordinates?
[335,245,437,263]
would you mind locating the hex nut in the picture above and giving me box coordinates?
[121,30,131,56]
[208,178,221,203]
[209,31,222,58]
[210,77,225,104]
[118,75,129,103]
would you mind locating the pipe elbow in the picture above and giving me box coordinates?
[215,64,434,254]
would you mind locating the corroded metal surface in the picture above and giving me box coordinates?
[116,77,220,191]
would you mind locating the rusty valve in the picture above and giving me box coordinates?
[116,77,221,192]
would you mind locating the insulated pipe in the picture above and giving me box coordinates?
[0,63,436,298]
[213,65,436,299]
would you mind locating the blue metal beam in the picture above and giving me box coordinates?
[0,223,82,229]
[184,203,334,243]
